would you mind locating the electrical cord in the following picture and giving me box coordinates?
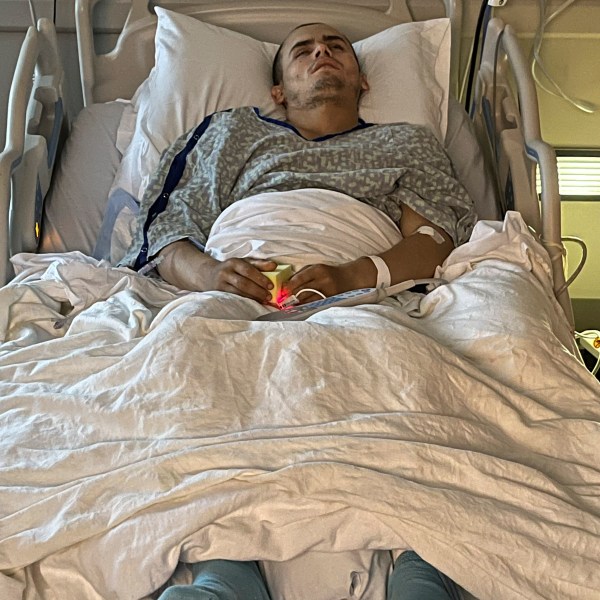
[459,36,476,103]
[280,288,326,307]
[543,235,586,297]
[532,0,599,114]
[27,0,37,26]
[575,329,600,376]
[552,237,596,377]
[560,236,587,292]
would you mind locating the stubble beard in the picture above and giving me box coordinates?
[289,75,360,110]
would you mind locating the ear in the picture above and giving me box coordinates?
[360,73,369,93]
[271,84,286,106]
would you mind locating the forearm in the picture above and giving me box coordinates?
[156,240,217,291]
[341,233,451,290]
[285,205,454,303]
[382,203,454,284]
[375,228,453,284]
[156,239,277,302]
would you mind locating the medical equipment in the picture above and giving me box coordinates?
[257,279,443,322]
[263,264,293,304]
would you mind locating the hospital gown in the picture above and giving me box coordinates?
[122,107,475,269]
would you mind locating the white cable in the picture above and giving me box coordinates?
[280,287,326,307]
[296,288,326,300]
[548,236,587,296]
[459,35,477,103]
[27,0,37,26]
[575,329,600,376]
[532,0,598,114]
[561,236,587,290]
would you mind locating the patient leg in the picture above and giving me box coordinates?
[158,560,271,600]
[388,551,461,600]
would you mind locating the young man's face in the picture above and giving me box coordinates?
[271,24,369,109]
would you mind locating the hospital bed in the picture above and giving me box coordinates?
[1,1,599,599]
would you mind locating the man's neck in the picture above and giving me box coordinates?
[285,102,361,140]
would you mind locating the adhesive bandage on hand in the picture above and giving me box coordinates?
[366,255,391,289]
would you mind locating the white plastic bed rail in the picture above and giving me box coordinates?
[472,18,573,327]
[0,18,67,285]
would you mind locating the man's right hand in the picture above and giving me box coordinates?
[205,257,278,303]
[156,240,276,303]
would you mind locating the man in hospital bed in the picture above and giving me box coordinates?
[124,22,472,600]
[123,22,475,307]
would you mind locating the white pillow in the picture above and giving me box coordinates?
[113,8,450,203]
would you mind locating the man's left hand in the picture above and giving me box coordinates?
[285,258,376,304]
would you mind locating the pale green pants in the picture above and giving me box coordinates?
[158,551,462,600]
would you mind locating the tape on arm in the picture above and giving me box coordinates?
[413,225,446,244]
[366,255,391,288]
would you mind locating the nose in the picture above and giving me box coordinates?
[313,42,332,58]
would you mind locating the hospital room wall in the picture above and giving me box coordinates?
[0,0,598,327]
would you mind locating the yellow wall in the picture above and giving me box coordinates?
[563,202,600,300]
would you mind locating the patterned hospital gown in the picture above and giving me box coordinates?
[123,107,475,270]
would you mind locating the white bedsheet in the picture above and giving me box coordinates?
[1,213,599,600]
[205,189,403,271]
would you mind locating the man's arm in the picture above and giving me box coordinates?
[285,204,454,304]
[156,240,277,303]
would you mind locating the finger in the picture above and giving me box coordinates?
[227,272,273,303]
[232,260,274,292]
[247,259,279,271]
[224,281,272,303]
[287,267,320,293]
[287,273,332,302]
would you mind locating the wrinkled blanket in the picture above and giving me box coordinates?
[1,213,599,600]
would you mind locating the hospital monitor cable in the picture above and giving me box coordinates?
[557,235,598,377]
[531,0,597,376]
[532,0,598,114]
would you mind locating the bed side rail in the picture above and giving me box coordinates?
[0,18,68,285]
[472,17,573,327]
[76,0,462,106]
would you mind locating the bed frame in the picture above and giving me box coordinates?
[0,17,68,285]
[75,0,464,105]
[0,0,573,326]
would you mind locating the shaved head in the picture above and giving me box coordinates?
[272,22,360,85]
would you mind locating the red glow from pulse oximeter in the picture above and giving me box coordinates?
[276,288,291,308]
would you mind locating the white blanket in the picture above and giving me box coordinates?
[205,188,403,270]
[1,212,599,600]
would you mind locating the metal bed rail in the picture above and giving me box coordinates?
[0,18,68,285]
[472,17,574,327]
